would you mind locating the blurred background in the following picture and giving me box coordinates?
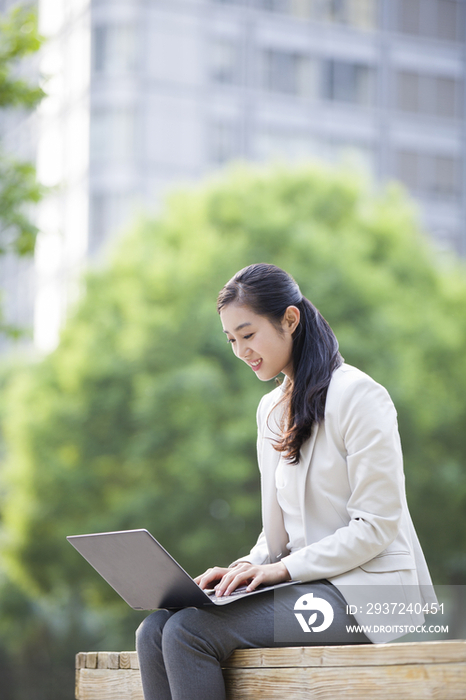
[0,1,466,699]
[1,0,466,353]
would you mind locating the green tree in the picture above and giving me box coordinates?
[0,4,45,334]
[1,162,466,699]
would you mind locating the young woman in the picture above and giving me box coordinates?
[136,263,437,700]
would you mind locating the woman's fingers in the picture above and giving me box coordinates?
[194,567,230,589]
[195,562,291,595]
[215,565,262,597]
[215,562,290,597]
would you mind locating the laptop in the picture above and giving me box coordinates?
[67,528,298,610]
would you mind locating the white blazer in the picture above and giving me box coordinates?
[233,363,438,643]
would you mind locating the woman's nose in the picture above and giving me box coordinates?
[237,341,250,360]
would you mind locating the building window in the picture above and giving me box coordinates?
[397,0,421,35]
[396,150,462,199]
[397,150,419,190]
[90,108,136,162]
[397,71,420,112]
[396,0,464,42]
[430,154,462,197]
[255,0,378,28]
[321,59,375,105]
[210,122,241,164]
[396,71,463,119]
[320,0,375,26]
[262,49,315,97]
[92,25,138,74]
[210,38,241,84]
[289,0,314,19]
[347,0,378,29]
[436,76,460,119]
[259,0,288,9]
[436,0,462,42]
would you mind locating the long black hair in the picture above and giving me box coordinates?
[217,263,343,464]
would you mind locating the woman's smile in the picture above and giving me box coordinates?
[248,358,263,372]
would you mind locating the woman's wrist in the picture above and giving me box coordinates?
[276,560,292,581]
[228,560,251,569]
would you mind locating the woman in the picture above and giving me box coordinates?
[136,263,437,700]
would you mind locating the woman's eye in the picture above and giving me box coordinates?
[227,338,235,344]
[243,333,253,340]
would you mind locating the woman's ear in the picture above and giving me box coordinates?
[283,306,300,334]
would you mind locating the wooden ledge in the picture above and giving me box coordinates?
[76,652,140,671]
[75,641,466,700]
[76,640,466,671]
[223,639,466,667]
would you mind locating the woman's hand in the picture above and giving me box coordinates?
[194,567,232,591]
[195,562,291,597]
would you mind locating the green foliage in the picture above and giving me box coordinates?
[0,5,45,109]
[0,155,43,255]
[1,161,466,698]
[0,4,46,337]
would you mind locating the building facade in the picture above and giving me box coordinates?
[3,0,466,351]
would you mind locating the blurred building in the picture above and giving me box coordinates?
[2,0,466,351]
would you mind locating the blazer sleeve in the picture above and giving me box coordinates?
[281,374,406,582]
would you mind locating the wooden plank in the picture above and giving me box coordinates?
[76,669,143,700]
[76,668,84,699]
[76,653,87,670]
[75,644,466,700]
[119,653,132,670]
[108,653,120,670]
[223,662,466,700]
[97,653,109,669]
[85,653,98,669]
[223,640,466,668]
[76,662,466,700]
[116,652,138,669]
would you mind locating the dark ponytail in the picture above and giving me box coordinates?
[217,263,343,464]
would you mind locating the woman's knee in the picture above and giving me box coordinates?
[161,608,216,657]
[136,609,173,652]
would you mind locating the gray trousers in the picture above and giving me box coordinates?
[135,580,370,700]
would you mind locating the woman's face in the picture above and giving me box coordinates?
[220,302,300,381]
